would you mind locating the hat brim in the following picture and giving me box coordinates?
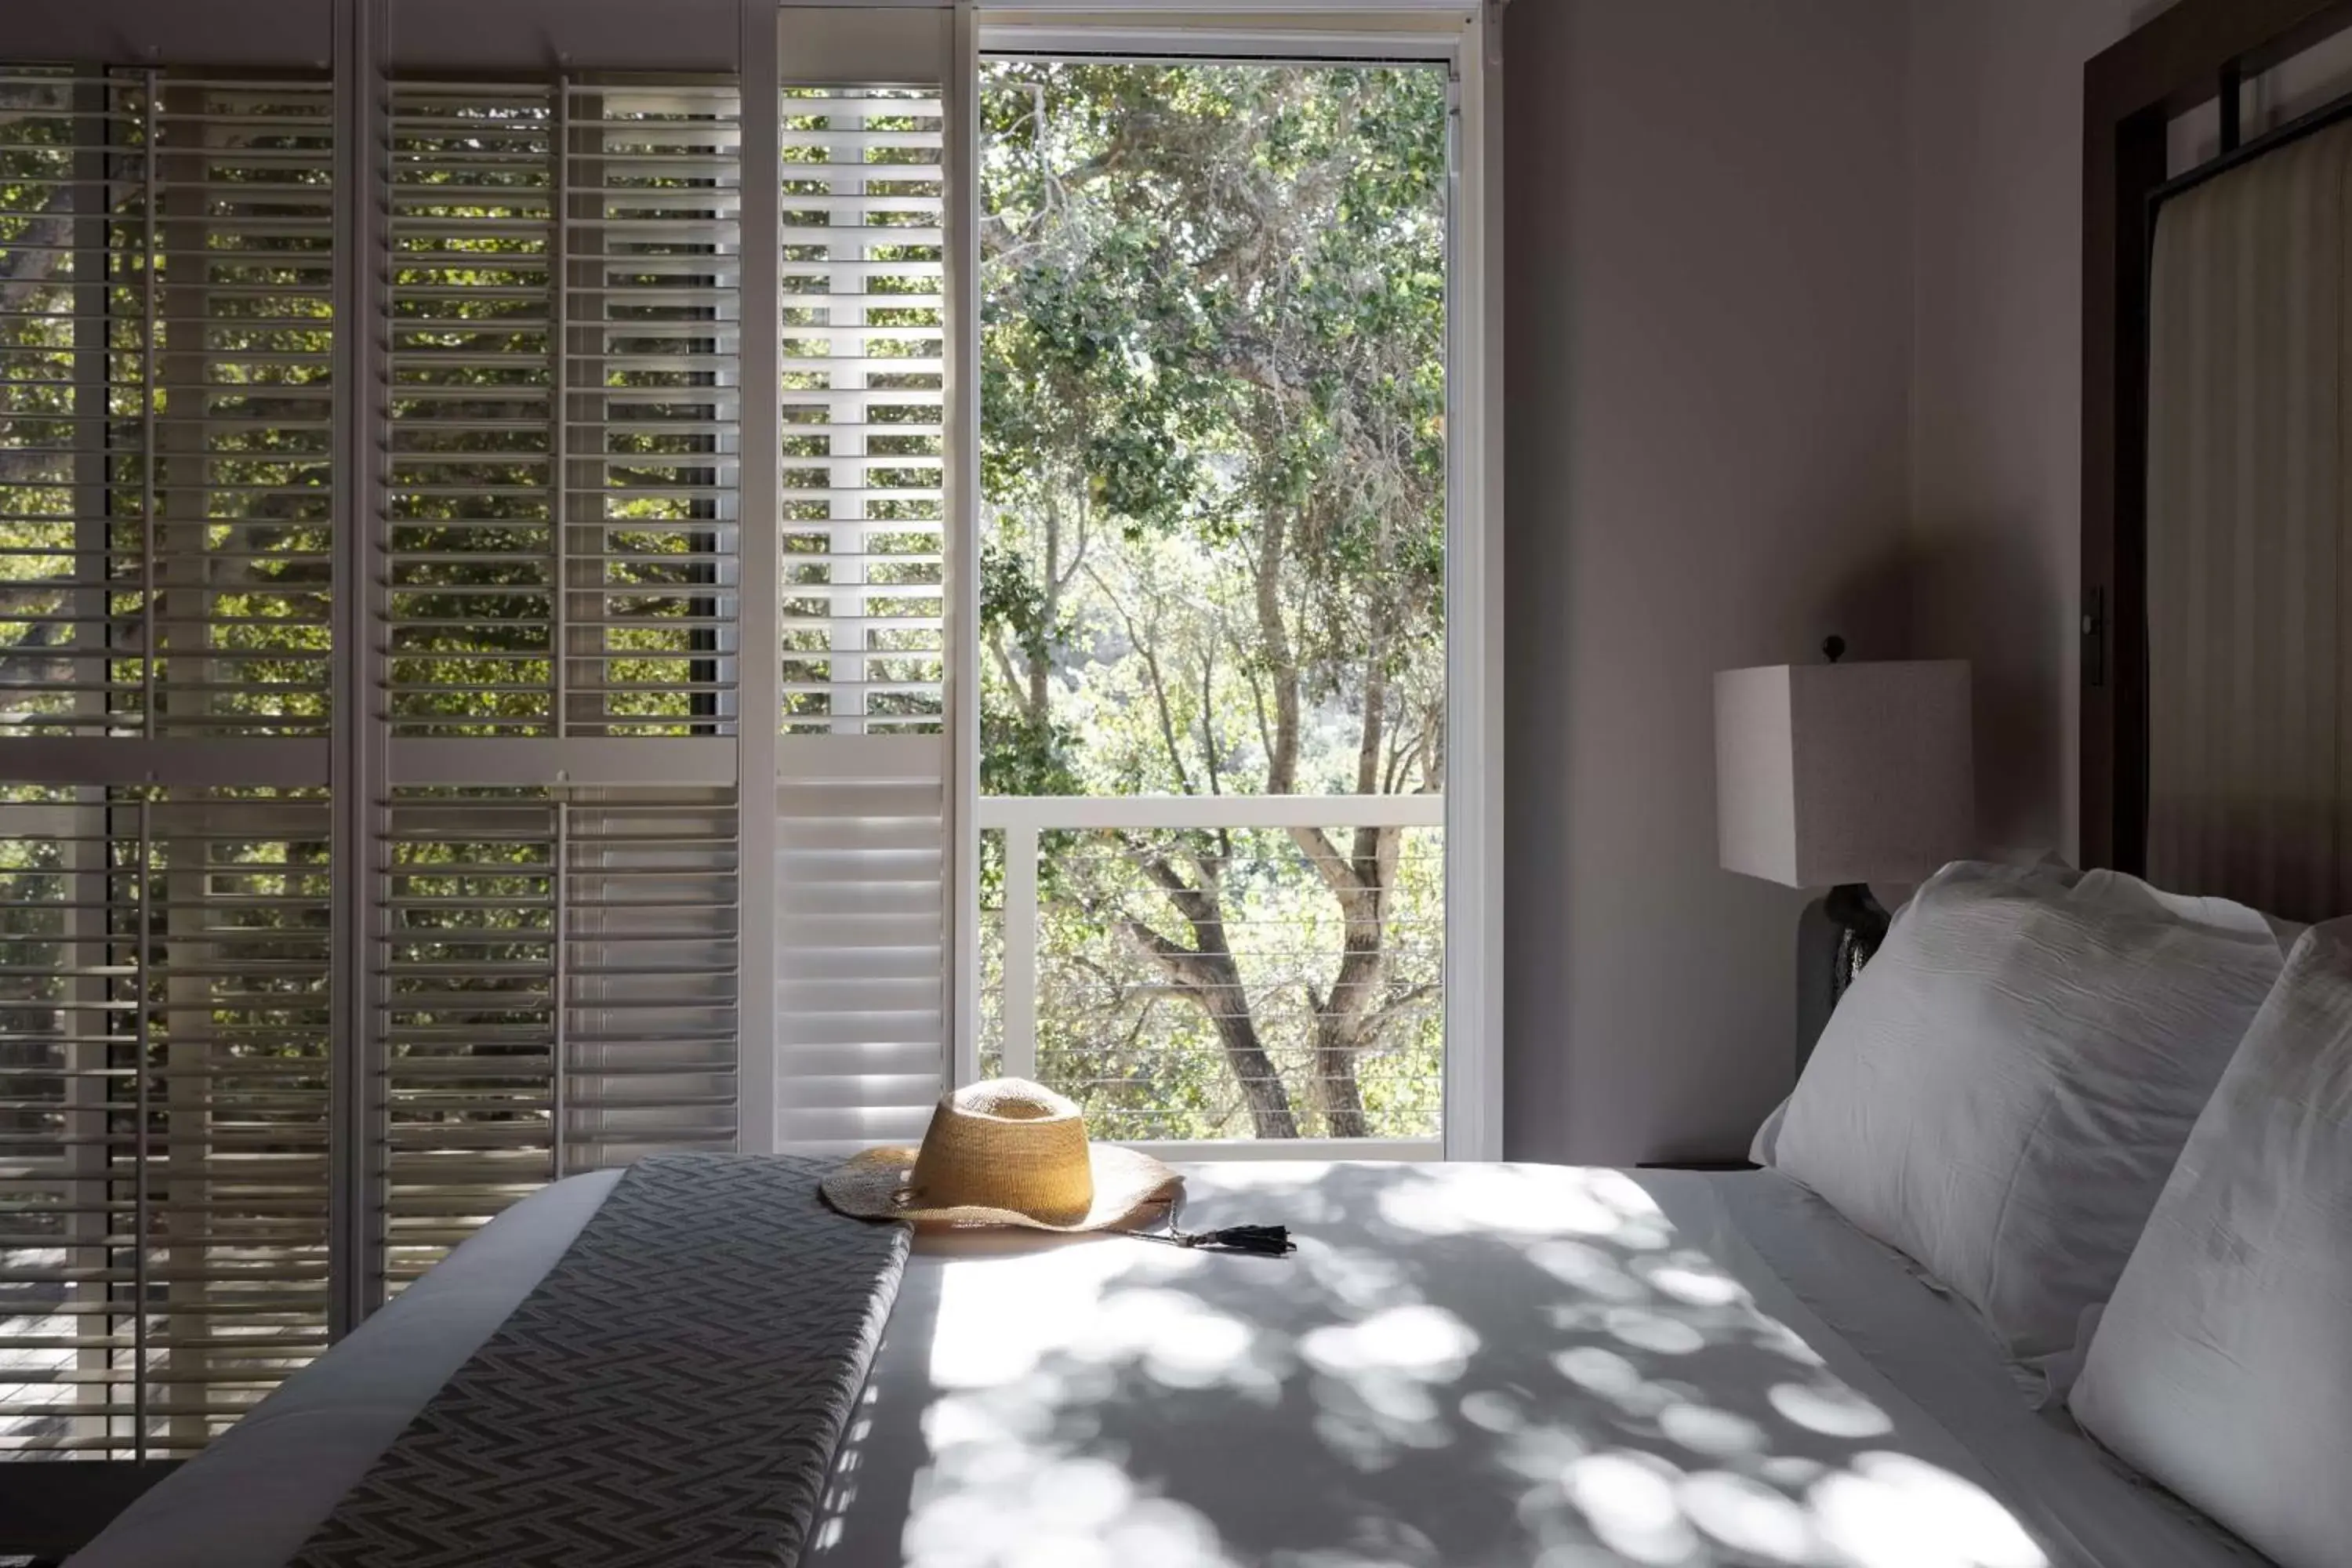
[820,1142,1181,1233]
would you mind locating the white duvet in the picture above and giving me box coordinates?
[73,1163,2261,1568]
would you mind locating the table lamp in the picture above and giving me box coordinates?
[1715,639,1973,1068]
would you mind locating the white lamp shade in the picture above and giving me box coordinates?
[1715,660,1974,888]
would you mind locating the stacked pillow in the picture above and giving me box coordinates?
[1769,860,2286,1372]
[2069,920,2352,1568]
[1766,861,2352,1566]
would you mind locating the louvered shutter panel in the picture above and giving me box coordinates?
[775,741,944,1150]
[380,784,739,1287]
[779,88,946,735]
[387,81,740,739]
[2,67,336,1460]
[0,788,333,1456]
[0,69,335,742]
[376,77,747,1273]
[769,76,952,1152]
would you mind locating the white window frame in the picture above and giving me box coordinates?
[947,2,1505,1160]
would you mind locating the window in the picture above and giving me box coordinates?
[974,58,1452,1149]
[0,0,1500,1481]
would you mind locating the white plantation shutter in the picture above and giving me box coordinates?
[0,788,333,1456]
[0,60,758,1473]
[766,5,959,1154]
[372,74,748,1269]
[0,67,338,1463]
[0,11,983,1487]
[779,87,947,737]
[0,69,336,742]
[386,79,742,740]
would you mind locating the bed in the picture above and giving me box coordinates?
[70,1160,2258,1568]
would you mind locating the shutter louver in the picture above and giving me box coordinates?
[387,81,741,739]
[778,89,946,737]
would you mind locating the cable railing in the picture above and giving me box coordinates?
[978,793,1444,1156]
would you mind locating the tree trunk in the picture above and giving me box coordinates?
[1256,510,1301,793]
[1283,655,1396,1133]
[1122,848,1300,1138]
[1303,822,1401,1139]
[1184,940,1300,1140]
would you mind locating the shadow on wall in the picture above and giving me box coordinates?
[1812,522,2064,861]
[808,1163,2045,1568]
[1811,539,1917,673]
[1902,524,2066,857]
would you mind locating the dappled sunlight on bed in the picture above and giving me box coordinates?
[806,1163,2050,1568]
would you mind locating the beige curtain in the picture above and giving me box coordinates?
[2147,118,2352,922]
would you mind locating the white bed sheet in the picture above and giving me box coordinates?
[70,1163,2263,1568]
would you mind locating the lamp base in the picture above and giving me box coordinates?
[1795,883,1891,1073]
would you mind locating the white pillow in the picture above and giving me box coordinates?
[2071,919,2352,1568]
[1773,860,2284,1370]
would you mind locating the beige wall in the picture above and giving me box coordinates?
[1905,0,2157,863]
[1502,0,1914,1163]
[1497,0,2210,1163]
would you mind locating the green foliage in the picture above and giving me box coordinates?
[978,62,1450,1140]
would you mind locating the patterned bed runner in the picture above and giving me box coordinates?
[288,1152,911,1568]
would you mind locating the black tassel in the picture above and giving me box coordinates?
[1171,1223,1295,1257]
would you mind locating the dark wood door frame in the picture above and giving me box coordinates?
[2082,0,2352,870]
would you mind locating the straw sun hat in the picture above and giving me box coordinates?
[821,1078,1182,1233]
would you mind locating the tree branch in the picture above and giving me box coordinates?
[1089,563,1193,794]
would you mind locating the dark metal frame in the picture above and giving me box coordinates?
[2151,71,2352,207]
[2082,0,2352,870]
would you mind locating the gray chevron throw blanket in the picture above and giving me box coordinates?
[288,1152,911,1568]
